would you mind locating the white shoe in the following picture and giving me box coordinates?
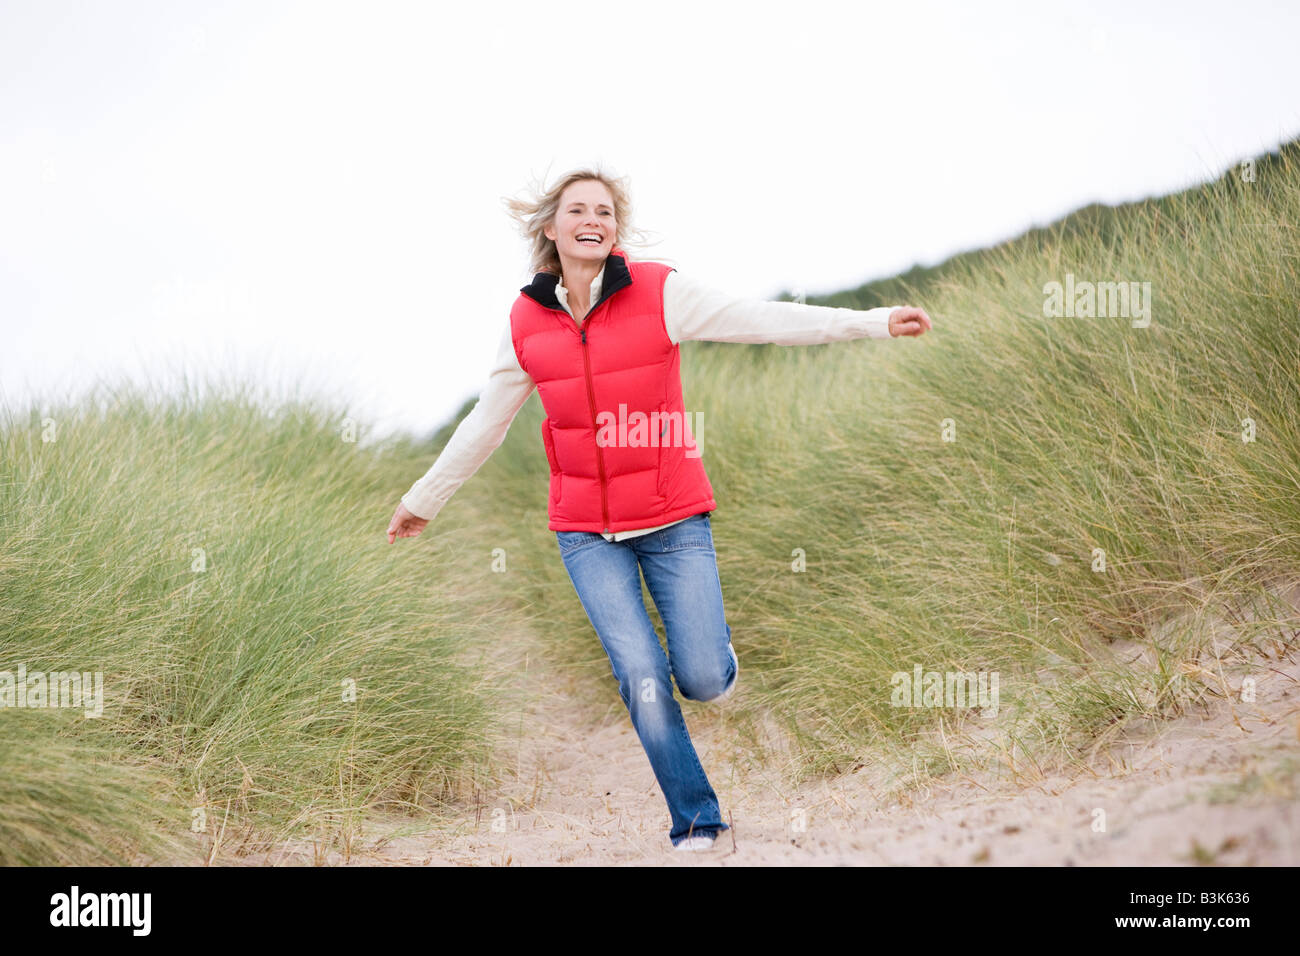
[673,832,719,851]
[717,642,739,701]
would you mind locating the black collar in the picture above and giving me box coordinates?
[519,247,633,313]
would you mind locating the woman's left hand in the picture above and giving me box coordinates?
[888,306,933,337]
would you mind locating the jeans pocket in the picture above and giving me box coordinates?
[556,530,602,556]
[659,512,713,552]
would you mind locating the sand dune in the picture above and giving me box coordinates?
[231,630,1299,867]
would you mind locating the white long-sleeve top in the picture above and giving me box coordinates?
[401,262,899,540]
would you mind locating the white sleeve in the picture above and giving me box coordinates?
[400,320,536,521]
[663,269,899,345]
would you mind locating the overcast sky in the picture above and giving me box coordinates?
[3,0,1298,441]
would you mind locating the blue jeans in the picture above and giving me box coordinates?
[556,511,735,847]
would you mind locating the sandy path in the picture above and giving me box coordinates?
[242,639,1300,866]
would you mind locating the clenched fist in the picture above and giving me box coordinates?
[888,306,933,337]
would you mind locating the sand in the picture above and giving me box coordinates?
[228,629,1299,866]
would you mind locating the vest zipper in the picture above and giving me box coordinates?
[579,324,611,533]
[554,287,618,534]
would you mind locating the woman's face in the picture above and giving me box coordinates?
[545,180,616,265]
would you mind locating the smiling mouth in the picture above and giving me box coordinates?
[576,234,604,245]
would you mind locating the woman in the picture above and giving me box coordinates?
[387,168,932,851]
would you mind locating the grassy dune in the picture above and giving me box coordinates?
[2,143,1296,864]
[0,384,516,864]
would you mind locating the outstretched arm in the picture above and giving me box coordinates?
[393,321,535,534]
[663,269,930,345]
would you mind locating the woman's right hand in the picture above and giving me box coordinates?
[387,502,430,543]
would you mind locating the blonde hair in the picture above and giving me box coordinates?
[502,164,658,278]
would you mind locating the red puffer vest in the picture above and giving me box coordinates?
[510,247,717,532]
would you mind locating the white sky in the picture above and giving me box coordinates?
[3,0,1299,441]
